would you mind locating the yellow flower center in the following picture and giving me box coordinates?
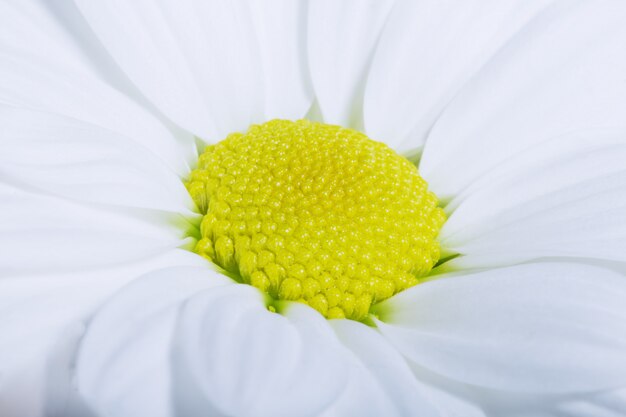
[186,120,445,320]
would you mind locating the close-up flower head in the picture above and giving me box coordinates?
[1,1,626,416]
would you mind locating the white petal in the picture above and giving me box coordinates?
[173,292,349,417]
[420,1,626,199]
[440,129,626,269]
[327,321,485,417]
[0,251,205,417]
[406,364,487,417]
[308,0,394,128]
[0,323,88,417]
[0,1,194,176]
[374,263,626,393]
[73,0,265,140]
[364,0,550,150]
[0,184,191,274]
[470,386,626,416]
[75,266,231,417]
[554,387,626,417]
[245,0,313,120]
[324,320,440,417]
[0,105,194,214]
[76,270,353,417]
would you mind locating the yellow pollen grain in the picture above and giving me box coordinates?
[186,119,445,321]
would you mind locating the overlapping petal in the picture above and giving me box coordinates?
[76,266,232,417]
[374,262,626,393]
[73,0,313,141]
[173,293,349,417]
[0,106,194,214]
[72,0,253,139]
[0,183,191,275]
[308,0,394,128]
[75,269,349,417]
[0,252,206,417]
[420,1,626,198]
[439,129,626,269]
[0,0,196,176]
[325,320,441,417]
[364,0,551,150]
[553,387,626,417]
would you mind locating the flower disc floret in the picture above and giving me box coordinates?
[186,120,445,320]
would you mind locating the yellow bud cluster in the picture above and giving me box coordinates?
[186,120,445,320]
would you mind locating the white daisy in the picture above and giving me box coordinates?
[1,1,626,417]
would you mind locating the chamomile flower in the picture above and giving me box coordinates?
[1,1,626,417]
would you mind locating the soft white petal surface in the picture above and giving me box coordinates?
[76,266,231,417]
[0,105,194,214]
[462,385,626,417]
[420,1,626,198]
[245,0,313,121]
[0,252,206,417]
[374,263,626,393]
[402,363,488,417]
[308,0,393,128]
[552,387,626,417]
[440,129,626,269]
[0,0,195,175]
[0,184,188,275]
[73,0,294,140]
[472,391,626,417]
[323,320,440,417]
[364,0,550,150]
[172,290,348,417]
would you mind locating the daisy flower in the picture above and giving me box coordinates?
[1,1,626,416]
